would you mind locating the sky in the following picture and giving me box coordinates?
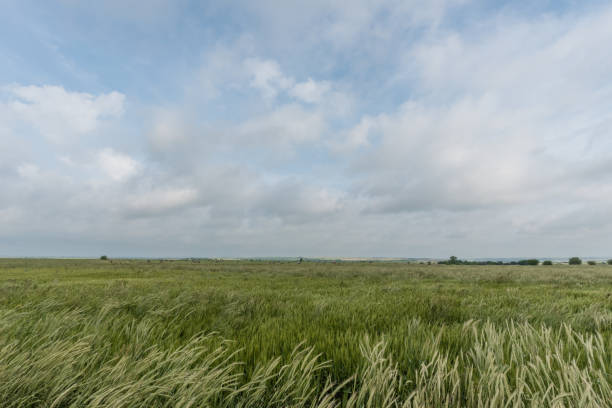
[1,0,612,258]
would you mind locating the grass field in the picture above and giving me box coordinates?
[2,259,612,407]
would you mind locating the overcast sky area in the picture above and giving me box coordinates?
[1,0,611,258]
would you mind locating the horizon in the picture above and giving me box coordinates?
[3,255,610,262]
[2,1,612,257]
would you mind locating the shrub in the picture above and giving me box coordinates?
[569,257,582,265]
[587,261,596,265]
[439,256,460,265]
[542,260,553,265]
[518,259,539,266]
[100,255,108,260]
[607,259,612,265]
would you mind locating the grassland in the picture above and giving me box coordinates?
[2,259,612,407]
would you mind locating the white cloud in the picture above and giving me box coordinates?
[344,5,612,216]
[59,0,182,23]
[194,45,351,118]
[194,41,254,100]
[251,180,344,221]
[244,58,294,99]
[16,163,40,179]
[4,3,612,258]
[148,109,192,152]
[237,0,465,50]
[98,148,140,181]
[3,85,125,143]
[289,78,331,104]
[237,104,326,148]
[124,188,199,216]
[0,207,22,225]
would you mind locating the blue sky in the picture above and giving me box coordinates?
[1,0,612,258]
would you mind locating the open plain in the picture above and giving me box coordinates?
[2,259,612,407]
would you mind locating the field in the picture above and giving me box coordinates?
[2,259,612,407]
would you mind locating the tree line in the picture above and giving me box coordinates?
[438,256,612,265]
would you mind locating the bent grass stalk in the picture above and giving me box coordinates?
[1,307,611,407]
[3,260,612,406]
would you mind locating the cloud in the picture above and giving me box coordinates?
[195,45,349,109]
[16,163,40,180]
[148,109,193,153]
[58,0,183,23]
[236,0,465,51]
[124,188,199,217]
[3,85,125,143]
[97,148,140,181]
[3,2,612,257]
[244,58,294,99]
[0,207,22,224]
[237,104,326,148]
[252,181,344,223]
[346,98,536,212]
[289,78,331,104]
[343,5,612,218]
[194,42,254,100]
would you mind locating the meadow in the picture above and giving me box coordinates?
[2,258,612,407]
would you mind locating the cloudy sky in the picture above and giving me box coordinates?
[1,0,611,258]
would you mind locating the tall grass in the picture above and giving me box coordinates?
[2,259,612,406]
[2,306,611,406]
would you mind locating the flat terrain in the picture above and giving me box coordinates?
[2,259,612,407]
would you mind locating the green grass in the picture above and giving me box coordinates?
[2,259,612,407]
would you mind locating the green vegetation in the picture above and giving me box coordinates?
[542,260,553,265]
[569,256,582,265]
[439,256,543,266]
[3,258,612,407]
[588,260,597,265]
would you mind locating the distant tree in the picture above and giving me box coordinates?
[587,261,597,265]
[542,260,553,265]
[100,255,108,260]
[449,256,458,264]
[607,259,612,265]
[518,259,539,266]
[569,257,582,265]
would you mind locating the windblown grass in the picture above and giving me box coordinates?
[2,259,612,407]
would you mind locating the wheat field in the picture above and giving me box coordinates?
[2,259,612,407]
